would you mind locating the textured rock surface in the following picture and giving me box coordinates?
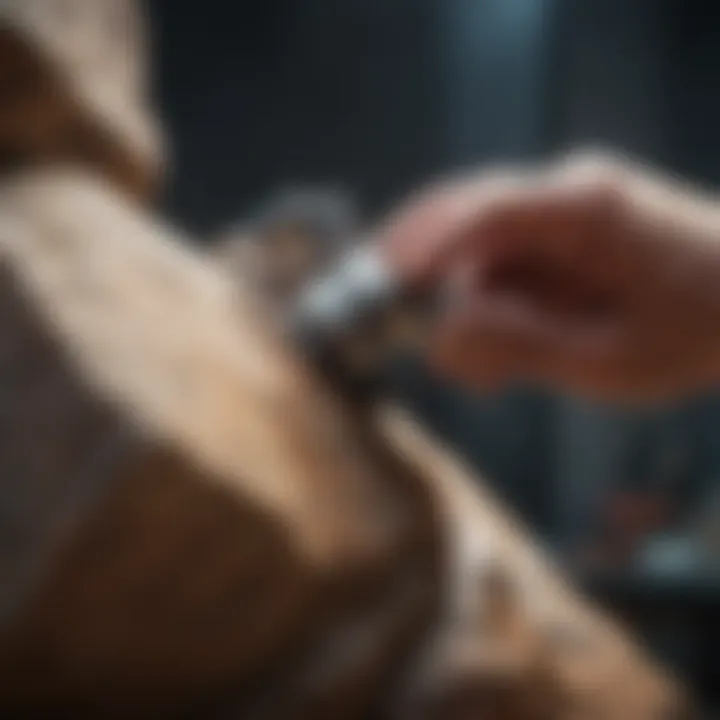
[0,169,690,718]
[212,201,691,719]
[381,408,688,719]
[0,167,439,717]
[0,0,692,713]
[0,0,163,199]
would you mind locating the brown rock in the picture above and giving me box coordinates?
[212,201,693,720]
[0,167,440,717]
[0,168,692,717]
[380,408,691,719]
[0,0,163,200]
[0,0,693,714]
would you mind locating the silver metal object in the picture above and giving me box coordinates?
[291,244,401,344]
[287,242,439,396]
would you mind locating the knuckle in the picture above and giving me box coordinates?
[560,148,629,207]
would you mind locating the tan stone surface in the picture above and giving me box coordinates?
[0,0,693,712]
[0,0,163,200]
[212,210,692,719]
[0,167,439,717]
[382,408,688,718]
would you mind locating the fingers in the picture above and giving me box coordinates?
[379,151,642,397]
[379,151,629,288]
[379,169,534,285]
[430,293,625,396]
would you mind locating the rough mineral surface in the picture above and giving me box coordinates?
[0,167,438,717]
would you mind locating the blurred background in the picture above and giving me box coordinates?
[148,0,720,709]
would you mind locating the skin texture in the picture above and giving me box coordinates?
[381,151,720,405]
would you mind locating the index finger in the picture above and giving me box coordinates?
[377,166,592,289]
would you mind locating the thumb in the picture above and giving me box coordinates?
[379,171,534,287]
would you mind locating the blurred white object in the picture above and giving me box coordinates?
[639,534,705,576]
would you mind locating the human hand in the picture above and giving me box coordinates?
[380,152,720,404]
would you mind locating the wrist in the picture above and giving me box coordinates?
[682,201,720,389]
